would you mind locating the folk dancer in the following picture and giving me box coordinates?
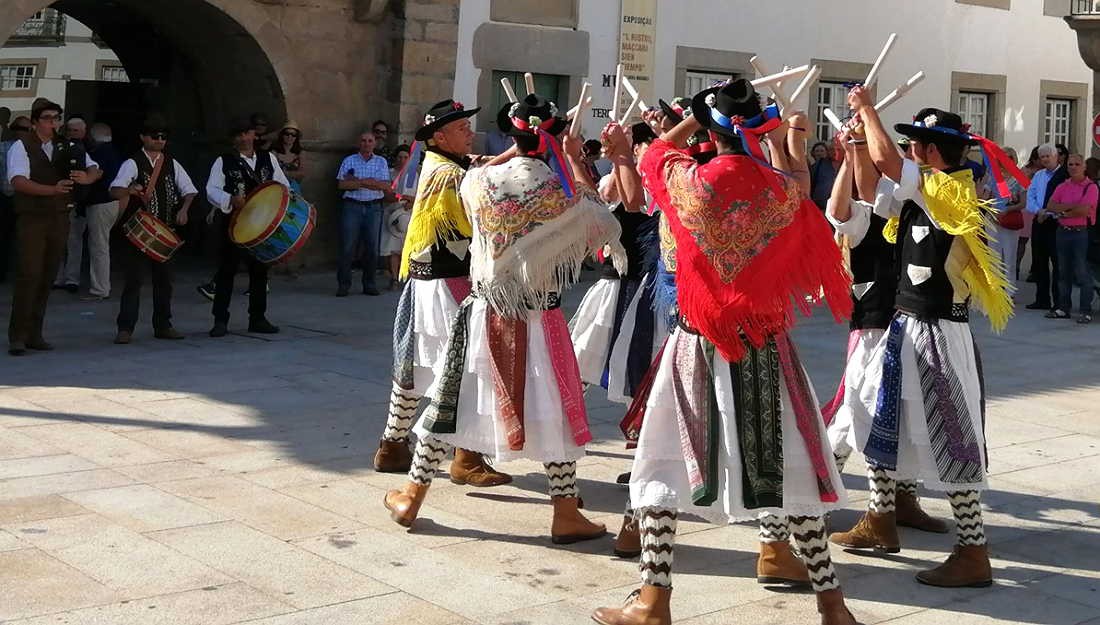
[110,115,198,344]
[372,99,511,487]
[821,128,950,539]
[834,88,1024,587]
[205,117,289,338]
[592,79,858,625]
[384,94,625,544]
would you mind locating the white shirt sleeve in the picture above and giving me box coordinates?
[891,158,922,206]
[7,141,29,183]
[83,153,98,170]
[827,200,872,248]
[269,153,291,188]
[173,160,198,196]
[110,159,139,189]
[206,157,232,213]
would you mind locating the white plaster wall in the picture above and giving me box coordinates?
[0,16,122,114]
[456,0,1093,157]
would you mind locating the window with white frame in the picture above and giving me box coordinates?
[1044,98,1073,148]
[99,64,129,83]
[815,81,849,142]
[0,64,38,91]
[957,92,989,138]
[685,70,734,97]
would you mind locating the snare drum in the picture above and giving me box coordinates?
[230,182,316,264]
[123,210,183,263]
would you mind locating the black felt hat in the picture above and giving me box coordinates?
[415,99,481,142]
[658,97,690,124]
[894,108,977,146]
[495,93,568,138]
[690,78,764,139]
[630,121,657,145]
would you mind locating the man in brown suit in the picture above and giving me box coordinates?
[7,101,101,356]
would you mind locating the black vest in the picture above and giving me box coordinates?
[13,135,81,215]
[133,151,182,223]
[894,199,966,322]
[601,204,659,280]
[848,213,898,330]
[221,150,274,198]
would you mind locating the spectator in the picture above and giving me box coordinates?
[372,120,392,164]
[69,123,123,302]
[250,112,272,151]
[53,115,94,293]
[1025,143,1069,311]
[810,136,842,210]
[0,107,10,141]
[382,144,413,291]
[982,146,1025,287]
[1045,154,1097,323]
[1086,157,1100,296]
[7,100,102,356]
[810,141,829,163]
[0,116,30,283]
[336,130,392,297]
[273,121,305,194]
[1018,146,1042,280]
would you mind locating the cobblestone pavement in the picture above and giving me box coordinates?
[0,270,1098,624]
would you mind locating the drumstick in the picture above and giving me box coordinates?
[500,77,518,103]
[750,65,810,90]
[787,65,821,106]
[610,64,624,123]
[874,71,925,113]
[863,33,898,90]
[524,72,536,95]
[750,56,792,111]
[570,82,592,137]
[620,77,649,114]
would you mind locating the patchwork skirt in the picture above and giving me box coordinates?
[849,313,988,491]
[629,325,847,523]
[391,277,471,394]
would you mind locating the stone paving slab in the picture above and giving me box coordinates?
[0,271,1098,624]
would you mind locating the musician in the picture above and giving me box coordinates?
[205,117,290,338]
[7,100,102,356]
[110,115,198,344]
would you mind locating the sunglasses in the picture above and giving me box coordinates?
[282,130,299,138]
[146,132,169,140]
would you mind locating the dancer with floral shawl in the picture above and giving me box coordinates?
[592,78,857,625]
[384,94,625,545]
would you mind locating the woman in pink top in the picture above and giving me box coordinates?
[1045,153,1098,322]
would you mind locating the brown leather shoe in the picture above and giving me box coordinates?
[612,515,642,558]
[154,327,186,340]
[816,588,861,625]
[915,544,993,588]
[373,439,412,473]
[114,331,132,345]
[896,490,949,533]
[550,496,606,544]
[383,481,430,528]
[757,540,811,589]
[591,585,672,625]
[829,511,900,553]
[449,448,512,487]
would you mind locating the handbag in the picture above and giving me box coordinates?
[997,209,1024,230]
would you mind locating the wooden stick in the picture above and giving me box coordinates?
[618,95,640,125]
[750,56,792,111]
[500,77,518,103]
[524,72,535,95]
[823,108,845,132]
[788,65,820,106]
[750,65,810,89]
[610,64,624,123]
[620,77,649,113]
[874,71,925,113]
[567,97,593,122]
[569,83,592,137]
[863,33,898,89]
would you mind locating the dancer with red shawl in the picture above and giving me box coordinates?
[592,79,858,625]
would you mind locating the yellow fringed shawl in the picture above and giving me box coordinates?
[883,167,1013,332]
[399,151,474,278]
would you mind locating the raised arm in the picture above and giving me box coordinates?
[561,132,596,192]
[602,122,644,212]
[784,111,811,195]
[827,135,856,224]
[849,86,902,183]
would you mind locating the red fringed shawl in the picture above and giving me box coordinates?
[640,139,852,362]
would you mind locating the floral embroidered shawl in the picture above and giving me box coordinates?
[399,150,473,278]
[639,139,852,362]
[460,156,626,318]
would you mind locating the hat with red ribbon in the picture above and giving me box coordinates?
[495,94,575,197]
[415,98,480,142]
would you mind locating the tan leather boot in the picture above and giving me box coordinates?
[896,490,949,533]
[612,515,642,558]
[383,481,430,527]
[591,585,672,625]
[816,588,861,625]
[373,439,412,473]
[915,544,993,588]
[448,448,512,487]
[550,496,606,544]
[828,511,900,553]
[756,541,811,589]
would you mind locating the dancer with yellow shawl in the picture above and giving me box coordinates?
[372,99,511,488]
[832,87,1025,588]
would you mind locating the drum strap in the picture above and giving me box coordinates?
[141,154,166,209]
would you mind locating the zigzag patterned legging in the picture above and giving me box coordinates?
[406,437,580,499]
[949,490,986,546]
[382,382,420,442]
